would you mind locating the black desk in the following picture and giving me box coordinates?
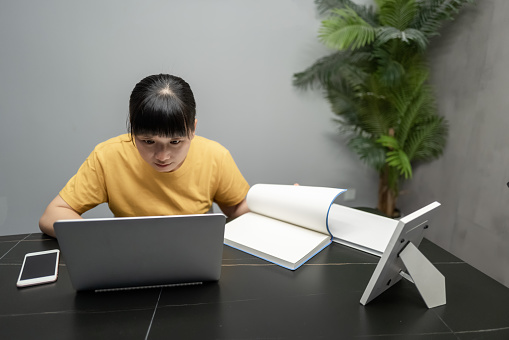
[1,233,509,339]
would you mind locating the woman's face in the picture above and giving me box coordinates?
[134,133,195,173]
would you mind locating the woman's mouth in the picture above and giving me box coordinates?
[155,162,171,169]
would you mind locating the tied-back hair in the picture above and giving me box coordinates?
[128,74,196,139]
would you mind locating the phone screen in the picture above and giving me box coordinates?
[20,252,59,280]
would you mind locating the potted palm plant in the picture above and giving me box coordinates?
[294,0,474,217]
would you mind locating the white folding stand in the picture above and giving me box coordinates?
[399,242,446,308]
[359,202,446,309]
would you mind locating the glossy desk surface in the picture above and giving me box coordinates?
[1,233,509,339]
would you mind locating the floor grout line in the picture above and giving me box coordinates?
[0,234,31,260]
[144,288,163,340]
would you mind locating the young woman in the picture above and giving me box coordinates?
[39,74,250,237]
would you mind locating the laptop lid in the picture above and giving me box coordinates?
[54,213,226,291]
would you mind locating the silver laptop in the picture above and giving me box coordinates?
[54,214,226,291]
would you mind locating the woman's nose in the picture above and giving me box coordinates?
[155,147,171,161]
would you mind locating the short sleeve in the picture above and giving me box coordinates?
[213,150,250,207]
[59,149,108,214]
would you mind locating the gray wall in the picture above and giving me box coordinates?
[0,0,378,236]
[400,0,509,288]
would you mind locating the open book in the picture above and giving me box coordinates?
[224,184,437,270]
[224,184,346,270]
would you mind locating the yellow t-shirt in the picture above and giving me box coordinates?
[60,134,250,216]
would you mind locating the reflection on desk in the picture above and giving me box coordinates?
[1,233,509,339]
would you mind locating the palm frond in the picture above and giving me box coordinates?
[293,50,372,91]
[377,134,400,149]
[405,116,448,161]
[386,149,412,178]
[396,86,434,147]
[293,52,347,90]
[375,26,429,52]
[375,26,403,44]
[372,47,406,87]
[329,78,394,138]
[379,0,418,30]
[347,135,387,171]
[356,97,393,136]
[413,0,475,38]
[359,74,400,131]
[390,66,432,142]
[319,8,376,51]
[376,135,412,178]
[326,82,359,119]
[315,0,379,26]
[377,58,406,87]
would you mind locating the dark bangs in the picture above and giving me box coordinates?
[128,74,197,139]
[130,98,193,138]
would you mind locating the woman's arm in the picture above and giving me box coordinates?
[218,197,250,221]
[39,195,82,238]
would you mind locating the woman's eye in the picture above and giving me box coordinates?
[170,140,181,145]
[143,140,155,145]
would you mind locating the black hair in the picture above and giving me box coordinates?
[128,74,196,138]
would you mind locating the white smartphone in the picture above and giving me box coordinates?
[17,249,60,288]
